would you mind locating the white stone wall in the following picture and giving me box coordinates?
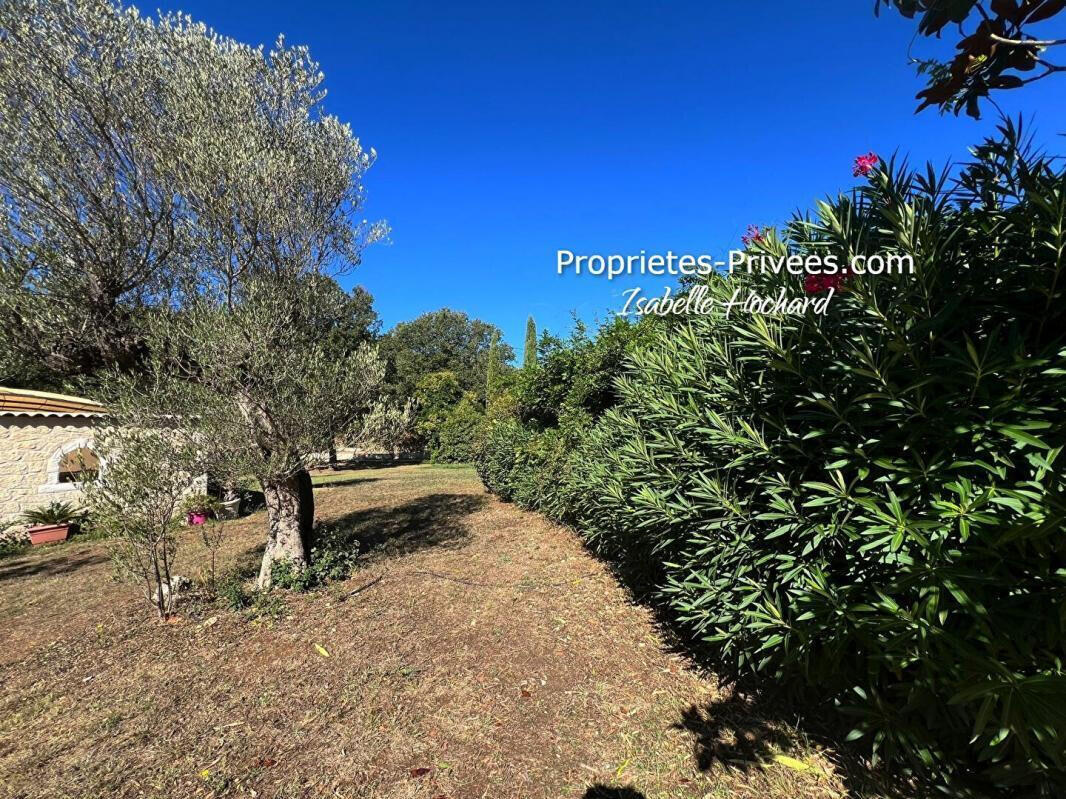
[0,417,97,524]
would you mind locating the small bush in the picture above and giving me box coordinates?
[217,570,252,611]
[432,392,484,463]
[0,529,29,560]
[475,418,531,502]
[271,523,361,591]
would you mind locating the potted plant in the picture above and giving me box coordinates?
[218,483,241,520]
[20,501,86,546]
[182,494,219,526]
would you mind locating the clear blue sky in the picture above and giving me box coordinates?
[151,0,1066,361]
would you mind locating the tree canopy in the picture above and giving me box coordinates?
[381,309,512,400]
[876,0,1066,117]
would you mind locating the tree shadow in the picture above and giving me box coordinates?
[311,475,381,489]
[674,689,915,798]
[582,786,646,799]
[675,690,793,773]
[328,492,485,559]
[316,454,425,472]
[572,547,910,798]
[230,492,485,586]
[0,549,109,583]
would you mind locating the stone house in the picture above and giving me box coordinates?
[0,387,105,524]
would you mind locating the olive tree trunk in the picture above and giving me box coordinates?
[257,468,316,588]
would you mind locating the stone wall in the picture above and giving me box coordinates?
[0,417,97,524]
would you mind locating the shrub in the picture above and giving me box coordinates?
[414,370,464,455]
[475,418,530,502]
[0,523,28,560]
[271,523,361,591]
[20,501,85,527]
[570,122,1066,793]
[84,425,205,619]
[217,570,252,610]
[476,316,653,513]
[432,392,484,463]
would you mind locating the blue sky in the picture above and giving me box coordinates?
[152,0,1066,360]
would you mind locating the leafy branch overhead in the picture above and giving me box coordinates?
[876,0,1066,117]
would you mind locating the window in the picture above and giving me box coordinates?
[57,447,99,483]
[39,438,103,495]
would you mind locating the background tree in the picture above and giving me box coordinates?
[485,331,507,400]
[380,309,511,400]
[523,316,538,370]
[413,370,465,457]
[876,0,1066,117]
[315,280,382,467]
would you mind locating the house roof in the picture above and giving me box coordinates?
[0,387,106,418]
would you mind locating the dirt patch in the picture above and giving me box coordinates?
[0,465,861,798]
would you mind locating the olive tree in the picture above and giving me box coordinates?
[0,0,190,384]
[148,276,394,588]
[84,419,205,619]
[3,0,394,588]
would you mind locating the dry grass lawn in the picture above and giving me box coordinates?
[0,465,869,799]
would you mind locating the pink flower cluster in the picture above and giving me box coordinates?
[741,224,764,246]
[804,269,849,295]
[853,151,879,177]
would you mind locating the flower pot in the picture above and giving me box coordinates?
[218,498,241,520]
[186,511,209,526]
[27,523,71,546]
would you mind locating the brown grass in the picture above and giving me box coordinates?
[0,465,867,799]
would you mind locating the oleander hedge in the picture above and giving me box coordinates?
[478,122,1066,795]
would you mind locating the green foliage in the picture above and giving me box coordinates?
[433,393,485,463]
[875,0,1066,118]
[270,523,361,591]
[523,316,538,369]
[20,501,85,527]
[475,419,532,503]
[475,316,652,514]
[217,570,253,611]
[414,370,464,456]
[568,122,1066,793]
[381,309,512,401]
[0,524,29,560]
[485,332,506,399]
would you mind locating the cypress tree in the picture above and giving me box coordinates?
[486,332,502,399]
[524,316,538,370]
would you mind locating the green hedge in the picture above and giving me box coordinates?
[479,123,1066,794]
[568,124,1066,794]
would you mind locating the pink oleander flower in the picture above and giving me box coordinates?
[741,224,764,246]
[853,151,879,177]
[804,269,850,295]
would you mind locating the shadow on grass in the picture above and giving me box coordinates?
[583,787,646,799]
[233,491,486,582]
[311,475,381,489]
[317,456,425,473]
[573,546,909,798]
[331,491,485,559]
[677,692,788,773]
[0,549,109,582]
[672,689,919,799]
